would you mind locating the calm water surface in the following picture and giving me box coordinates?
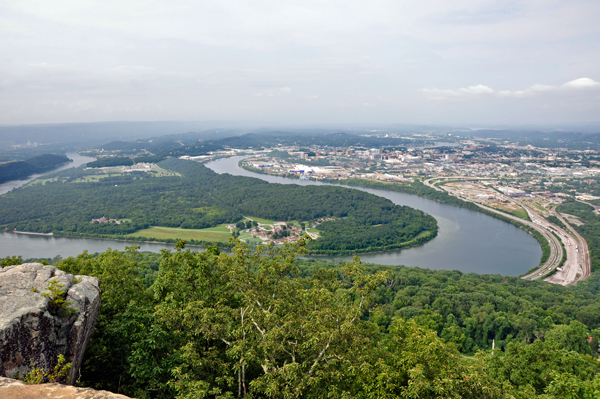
[0,155,541,275]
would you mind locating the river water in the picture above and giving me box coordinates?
[0,152,95,196]
[0,155,541,275]
[205,156,541,275]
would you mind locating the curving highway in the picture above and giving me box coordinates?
[424,176,590,285]
[543,206,591,285]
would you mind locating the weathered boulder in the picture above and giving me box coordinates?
[0,376,131,398]
[0,263,101,384]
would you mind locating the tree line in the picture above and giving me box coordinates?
[0,153,70,184]
[9,241,599,399]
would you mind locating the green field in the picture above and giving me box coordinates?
[75,173,115,183]
[27,165,180,186]
[238,230,264,245]
[126,225,233,243]
[509,207,529,220]
[27,177,60,186]
[128,224,277,246]
[153,166,179,176]
[127,219,311,246]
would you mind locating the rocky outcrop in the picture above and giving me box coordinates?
[0,376,131,398]
[0,263,101,385]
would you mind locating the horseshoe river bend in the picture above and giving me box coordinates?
[0,155,541,275]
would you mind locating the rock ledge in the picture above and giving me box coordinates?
[0,377,131,398]
[0,263,101,384]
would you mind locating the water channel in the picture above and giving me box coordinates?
[206,156,541,275]
[0,155,542,275]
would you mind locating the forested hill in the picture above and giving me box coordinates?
[87,132,423,161]
[0,158,437,254]
[0,153,70,184]
[8,242,600,398]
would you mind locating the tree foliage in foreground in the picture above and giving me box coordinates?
[53,241,600,398]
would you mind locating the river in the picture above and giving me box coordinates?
[0,155,541,275]
[205,156,541,275]
[0,152,95,196]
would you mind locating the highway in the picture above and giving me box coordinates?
[476,201,563,281]
[511,200,568,282]
[424,176,590,285]
[513,200,590,285]
[543,206,591,285]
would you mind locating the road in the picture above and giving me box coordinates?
[543,207,591,284]
[424,176,591,285]
[476,201,563,281]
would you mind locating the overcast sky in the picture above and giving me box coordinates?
[1,0,599,126]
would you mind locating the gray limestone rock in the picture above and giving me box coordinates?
[0,263,101,385]
[0,376,131,398]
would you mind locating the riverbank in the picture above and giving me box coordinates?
[1,156,541,275]
[0,152,96,196]
[239,162,481,211]
[1,226,438,256]
[0,154,72,185]
[10,230,53,236]
[206,156,541,274]
[239,162,554,271]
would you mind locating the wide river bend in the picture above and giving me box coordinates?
[0,155,541,275]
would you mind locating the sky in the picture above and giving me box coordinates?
[1,0,600,126]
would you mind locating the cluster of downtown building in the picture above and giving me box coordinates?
[243,139,600,199]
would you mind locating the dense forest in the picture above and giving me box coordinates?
[555,200,600,272]
[0,153,70,184]
[0,158,436,255]
[5,241,600,398]
[86,156,134,168]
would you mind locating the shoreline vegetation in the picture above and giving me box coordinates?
[0,155,549,259]
[8,240,600,398]
[0,153,71,184]
[240,162,553,270]
[1,225,438,256]
[0,154,550,261]
[1,223,437,257]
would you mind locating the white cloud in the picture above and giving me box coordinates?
[529,84,555,92]
[562,77,600,89]
[423,77,600,100]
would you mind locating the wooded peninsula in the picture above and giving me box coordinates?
[0,158,437,255]
[0,153,70,184]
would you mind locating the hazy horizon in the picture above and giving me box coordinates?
[2,1,599,125]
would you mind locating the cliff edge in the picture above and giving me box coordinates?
[0,263,101,384]
[0,377,131,398]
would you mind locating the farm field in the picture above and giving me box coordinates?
[126,225,233,243]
